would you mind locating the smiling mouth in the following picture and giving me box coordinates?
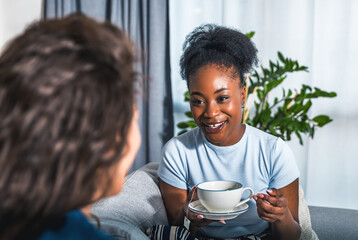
[202,121,226,133]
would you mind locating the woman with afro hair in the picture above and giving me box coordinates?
[158,24,301,240]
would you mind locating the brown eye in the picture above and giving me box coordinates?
[191,99,204,105]
[217,96,229,102]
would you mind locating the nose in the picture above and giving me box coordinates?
[204,101,219,118]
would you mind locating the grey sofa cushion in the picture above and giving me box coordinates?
[309,206,358,240]
[91,162,168,240]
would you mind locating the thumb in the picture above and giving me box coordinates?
[184,186,198,216]
[187,186,198,202]
[267,188,281,196]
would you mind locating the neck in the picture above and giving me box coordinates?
[81,204,92,218]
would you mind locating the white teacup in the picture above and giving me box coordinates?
[196,180,254,213]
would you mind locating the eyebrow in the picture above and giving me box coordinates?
[214,88,229,94]
[191,91,204,96]
[191,88,228,96]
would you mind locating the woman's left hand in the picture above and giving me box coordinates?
[253,188,290,223]
[254,180,301,240]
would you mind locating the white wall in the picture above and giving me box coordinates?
[0,0,42,53]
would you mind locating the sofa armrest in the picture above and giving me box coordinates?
[309,206,358,240]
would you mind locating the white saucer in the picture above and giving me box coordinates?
[188,200,249,220]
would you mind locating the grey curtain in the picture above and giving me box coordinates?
[43,0,173,171]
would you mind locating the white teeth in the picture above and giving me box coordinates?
[206,122,224,128]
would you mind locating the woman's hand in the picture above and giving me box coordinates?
[184,186,217,227]
[253,179,301,240]
[184,186,225,234]
[159,179,226,236]
[253,188,290,223]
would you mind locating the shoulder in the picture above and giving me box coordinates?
[163,127,201,152]
[245,125,293,161]
[38,211,113,240]
[159,129,202,189]
[244,126,299,188]
[245,125,280,148]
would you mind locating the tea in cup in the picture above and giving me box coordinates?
[196,180,254,213]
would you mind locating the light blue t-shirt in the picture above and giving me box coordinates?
[158,125,299,239]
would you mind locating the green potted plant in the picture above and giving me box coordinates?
[176,32,337,145]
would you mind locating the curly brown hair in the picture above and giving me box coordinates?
[0,14,138,239]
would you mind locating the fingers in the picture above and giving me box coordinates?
[255,199,284,222]
[186,210,225,226]
[256,196,284,214]
[255,189,287,207]
[185,186,225,226]
[185,187,213,226]
[183,186,198,218]
[186,186,199,203]
[253,189,288,223]
[186,212,214,227]
[266,188,281,197]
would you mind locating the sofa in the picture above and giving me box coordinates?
[91,163,358,240]
[308,205,358,239]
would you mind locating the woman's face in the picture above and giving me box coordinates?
[188,64,246,146]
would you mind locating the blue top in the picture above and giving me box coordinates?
[158,125,300,238]
[38,210,114,240]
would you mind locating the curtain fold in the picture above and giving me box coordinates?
[43,0,173,171]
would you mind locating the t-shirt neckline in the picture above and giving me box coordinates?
[200,124,249,151]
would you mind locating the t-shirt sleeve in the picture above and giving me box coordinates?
[158,138,188,190]
[269,138,300,189]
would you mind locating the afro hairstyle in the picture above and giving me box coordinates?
[180,24,258,87]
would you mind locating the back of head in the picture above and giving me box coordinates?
[0,14,138,239]
[180,24,258,86]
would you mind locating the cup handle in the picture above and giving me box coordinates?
[236,187,254,207]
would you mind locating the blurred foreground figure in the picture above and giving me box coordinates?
[0,14,141,240]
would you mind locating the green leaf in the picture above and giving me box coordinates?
[185,111,193,118]
[187,120,198,129]
[278,52,285,63]
[303,84,311,90]
[312,115,333,127]
[313,88,337,98]
[177,122,189,129]
[178,130,187,135]
[263,68,270,76]
[292,104,304,115]
[259,108,271,125]
[301,100,312,115]
[274,97,278,105]
[257,90,264,100]
[295,130,303,145]
[266,76,286,92]
[309,126,315,138]
[329,92,337,97]
[184,91,190,101]
[298,66,309,72]
[287,89,292,97]
[268,125,279,136]
[245,31,255,39]
[269,60,275,73]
